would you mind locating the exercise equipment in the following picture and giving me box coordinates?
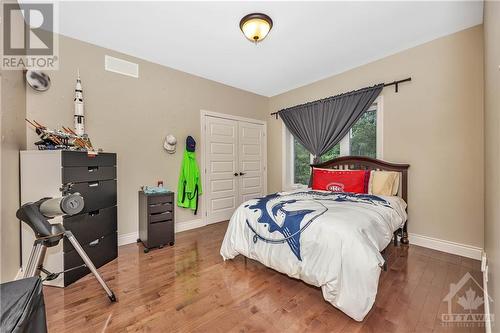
[16,194,116,302]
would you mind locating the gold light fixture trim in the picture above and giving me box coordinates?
[239,13,273,43]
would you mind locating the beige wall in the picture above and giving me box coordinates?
[267,26,484,248]
[0,2,27,282]
[483,0,500,325]
[0,70,26,282]
[25,35,268,237]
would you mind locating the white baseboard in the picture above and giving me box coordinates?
[15,268,23,280]
[118,231,139,246]
[175,218,204,233]
[118,219,206,246]
[408,233,482,260]
[482,253,493,333]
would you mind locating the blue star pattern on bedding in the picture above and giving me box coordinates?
[244,191,391,260]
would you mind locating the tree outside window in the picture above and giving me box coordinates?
[293,138,311,185]
[350,110,376,158]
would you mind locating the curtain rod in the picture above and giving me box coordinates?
[270,77,412,119]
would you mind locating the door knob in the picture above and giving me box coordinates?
[239,172,246,176]
[234,173,239,176]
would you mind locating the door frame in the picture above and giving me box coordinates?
[200,109,267,226]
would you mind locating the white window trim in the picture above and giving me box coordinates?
[282,96,383,191]
[376,95,384,159]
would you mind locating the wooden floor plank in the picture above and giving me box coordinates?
[43,221,485,333]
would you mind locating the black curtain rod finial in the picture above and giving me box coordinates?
[383,77,412,93]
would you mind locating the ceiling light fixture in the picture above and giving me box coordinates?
[239,13,273,44]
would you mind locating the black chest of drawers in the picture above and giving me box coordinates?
[138,191,175,253]
[20,150,118,287]
[62,151,118,286]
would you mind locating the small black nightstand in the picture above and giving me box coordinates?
[137,191,175,253]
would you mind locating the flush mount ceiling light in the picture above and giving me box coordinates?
[239,13,273,43]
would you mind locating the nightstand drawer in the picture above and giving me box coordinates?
[148,202,173,214]
[148,194,173,205]
[149,211,173,223]
[148,221,174,247]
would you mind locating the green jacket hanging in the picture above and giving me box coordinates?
[177,150,202,214]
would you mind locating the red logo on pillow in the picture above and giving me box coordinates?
[312,169,370,193]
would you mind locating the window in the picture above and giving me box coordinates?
[293,137,311,186]
[283,99,382,189]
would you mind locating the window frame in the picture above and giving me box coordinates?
[282,96,383,190]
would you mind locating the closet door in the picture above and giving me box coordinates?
[238,121,266,203]
[205,116,239,224]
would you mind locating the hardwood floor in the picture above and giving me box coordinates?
[44,222,485,333]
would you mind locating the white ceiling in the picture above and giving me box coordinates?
[51,1,482,97]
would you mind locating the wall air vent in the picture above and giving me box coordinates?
[104,55,139,78]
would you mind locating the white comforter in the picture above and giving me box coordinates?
[220,190,407,321]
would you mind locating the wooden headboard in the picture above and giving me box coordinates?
[310,156,410,244]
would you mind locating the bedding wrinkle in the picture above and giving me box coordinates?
[220,190,406,321]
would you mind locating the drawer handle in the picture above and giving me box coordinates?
[88,166,99,173]
[150,211,169,216]
[149,203,171,208]
[89,239,100,247]
[151,219,171,224]
[88,181,99,187]
[89,210,100,216]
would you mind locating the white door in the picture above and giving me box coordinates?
[205,116,239,224]
[238,122,265,203]
[204,114,266,224]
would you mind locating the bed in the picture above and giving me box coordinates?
[220,156,409,321]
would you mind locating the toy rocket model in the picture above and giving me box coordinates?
[73,69,85,136]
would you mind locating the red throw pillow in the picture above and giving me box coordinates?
[311,168,370,193]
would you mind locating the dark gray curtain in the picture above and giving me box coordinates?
[278,84,383,163]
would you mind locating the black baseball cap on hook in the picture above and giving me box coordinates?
[186,136,196,152]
